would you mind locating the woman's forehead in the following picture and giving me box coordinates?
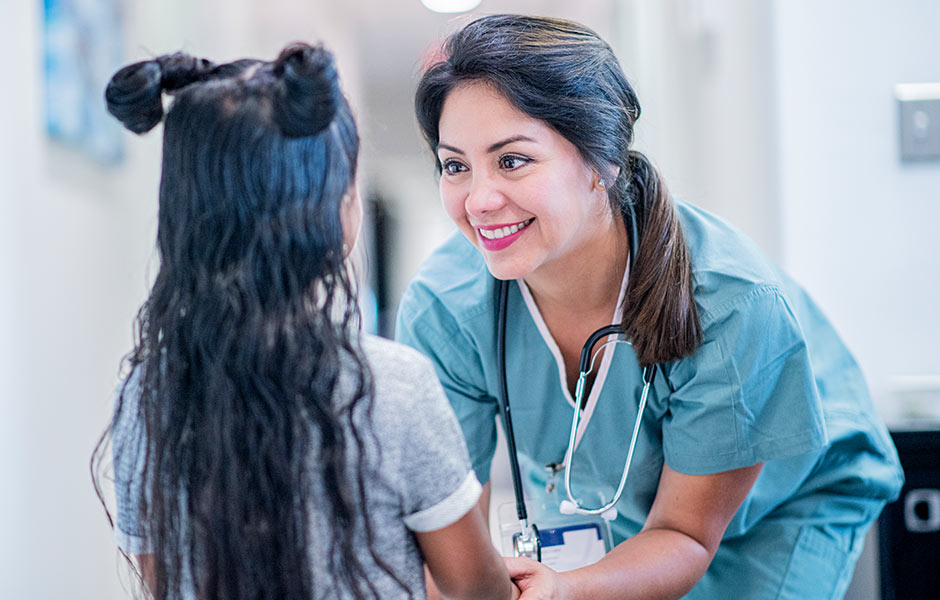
[438,81,552,150]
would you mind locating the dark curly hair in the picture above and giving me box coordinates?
[92,43,403,599]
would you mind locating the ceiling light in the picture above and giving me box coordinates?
[420,0,482,14]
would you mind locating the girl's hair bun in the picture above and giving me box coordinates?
[105,52,216,134]
[105,59,164,134]
[272,43,340,138]
[157,53,216,92]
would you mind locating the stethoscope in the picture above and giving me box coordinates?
[495,206,657,562]
[496,280,656,561]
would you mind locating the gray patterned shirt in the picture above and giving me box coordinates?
[112,334,482,599]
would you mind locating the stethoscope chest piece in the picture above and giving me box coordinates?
[512,523,541,561]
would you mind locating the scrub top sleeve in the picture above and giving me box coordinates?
[110,369,154,554]
[663,285,828,475]
[395,291,499,484]
[396,359,483,533]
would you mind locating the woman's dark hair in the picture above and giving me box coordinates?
[415,15,701,366]
[92,43,402,599]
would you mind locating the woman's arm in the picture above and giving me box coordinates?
[506,463,762,600]
[417,482,519,600]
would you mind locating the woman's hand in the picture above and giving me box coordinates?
[503,463,764,600]
[504,556,571,600]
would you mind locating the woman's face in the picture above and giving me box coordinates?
[436,81,612,281]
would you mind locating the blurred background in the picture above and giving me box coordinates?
[1,0,938,598]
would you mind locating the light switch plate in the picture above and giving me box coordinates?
[897,83,940,162]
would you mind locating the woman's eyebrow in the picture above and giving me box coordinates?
[437,142,464,155]
[437,134,538,156]
[486,135,536,153]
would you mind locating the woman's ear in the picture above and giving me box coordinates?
[594,166,621,191]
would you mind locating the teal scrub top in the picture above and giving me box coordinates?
[395,200,903,553]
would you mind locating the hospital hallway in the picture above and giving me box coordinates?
[1,1,938,598]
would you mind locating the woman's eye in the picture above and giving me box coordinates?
[499,155,528,170]
[442,160,467,176]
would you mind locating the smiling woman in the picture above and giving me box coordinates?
[435,81,619,286]
[396,13,904,600]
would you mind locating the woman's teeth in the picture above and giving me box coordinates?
[479,219,532,240]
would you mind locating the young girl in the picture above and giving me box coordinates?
[92,42,516,600]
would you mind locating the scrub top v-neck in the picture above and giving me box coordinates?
[515,259,630,454]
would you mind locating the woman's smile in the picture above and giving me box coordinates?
[476,218,534,250]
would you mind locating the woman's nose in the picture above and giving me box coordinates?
[465,175,508,217]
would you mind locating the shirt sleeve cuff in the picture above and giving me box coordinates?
[114,527,152,555]
[666,428,826,475]
[403,472,482,533]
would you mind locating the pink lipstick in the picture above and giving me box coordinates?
[476,218,533,252]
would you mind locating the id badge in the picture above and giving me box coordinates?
[535,522,607,571]
[496,501,612,572]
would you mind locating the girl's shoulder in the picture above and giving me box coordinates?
[360,334,437,385]
[359,334,456,417]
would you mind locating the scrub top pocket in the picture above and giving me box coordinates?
[777,523,863,600]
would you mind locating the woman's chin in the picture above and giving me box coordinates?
[482,258,529,282]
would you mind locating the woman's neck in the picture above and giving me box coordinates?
[523,215,628,320]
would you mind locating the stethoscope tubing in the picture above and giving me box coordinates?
[496,280,657,523]
[496,207,652,550]
[496,279,531,526]
[563,359,652,515]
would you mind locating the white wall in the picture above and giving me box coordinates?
[774,0,940,419]
[614,0,782,260]
[0,1,37,594]
[0,2,155,597]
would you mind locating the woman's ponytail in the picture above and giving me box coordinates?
[620,150,701,367]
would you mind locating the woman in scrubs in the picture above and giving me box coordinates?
[396,14,904,599]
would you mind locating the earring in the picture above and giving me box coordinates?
[597,179,607,189]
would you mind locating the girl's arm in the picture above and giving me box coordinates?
[418,482,519,599]
[506,463,763,600]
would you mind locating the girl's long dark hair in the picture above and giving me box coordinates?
[92,43,401,599]
[415,14,701,366]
